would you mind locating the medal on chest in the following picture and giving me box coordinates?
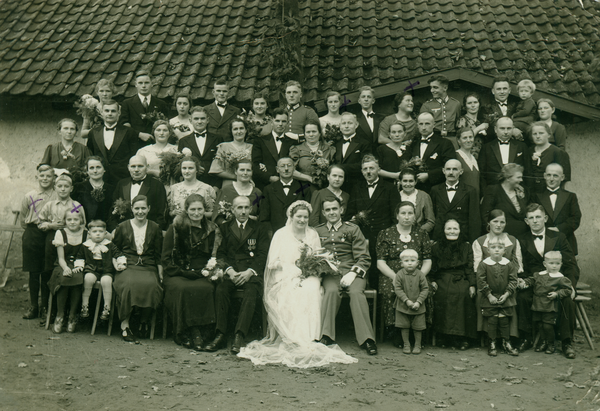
[247,239,256,257]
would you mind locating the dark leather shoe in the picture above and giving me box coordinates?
[319,335,335,346]
[563,344,575,359]
[231,332,244,354]
[23,306,38,319]
[138,323,149,339]
[204,332,226,352]
[181,334,193,349]
[518,339,532,353]
[363,339,378,355]
[122,327,138,343]
[191,333,205,351]
[535,341,548,352]
[459,341,470,351]
[488,341,497,356]
[546,344,556,354]
[503,339,519,356]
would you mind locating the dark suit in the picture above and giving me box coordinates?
[119,95,170,135]
[535,188,582,255]
[430,182,481,242]
[332,135,372,192]
[347,179,400,289]
[259,179,314,233]
[177,132,223,187]
[205,102,242,142]
[86,125,142,185]
[215,218,269,336]
[407,132,456,193]
[481,99,517,143]
[480,184,530,238]
[516,229,579,338]
[251,133,297,189]
[354,110,385,146]
[109,175,168,231]
[478,139,528,187]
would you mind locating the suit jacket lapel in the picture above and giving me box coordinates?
[544,230,558,254]
[508,142,518,163]
[265,136,279,162]
[93,129,108,160]
[122,180,132,202]
[553,190,568,218]
[207,103,221,122]
[367,182,384,204]
[272,181,287,203]
[449,184,467,206]
[423,138,440,161]
[491,143,503,168]
[109,128,126,161]
[134,96,146,114]
[239,219,255,245]
[538,192,554,220]
[343,140,358,161]
[524,234,540,258]
[221,106,235,126]
[139,178,151,197]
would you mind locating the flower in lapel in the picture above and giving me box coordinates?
[181,147,193,156]
[430,152,438,160]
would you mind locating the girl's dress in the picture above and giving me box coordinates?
[48,229,87,293]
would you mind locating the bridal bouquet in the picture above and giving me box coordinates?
[201,257,224,282]
[112,198,131,220]
[310,156,330,189]
[140,110,167,123]
[74,94,101,118]
[323,124,344,145]
[350,210,371,231]
[295,244,339,281]
[159,152,185,185]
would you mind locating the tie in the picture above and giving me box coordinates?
[217,103,227,108]
[446,186,457,191]
[497,101,507,107]
[195,132,206,139]
[368,182,377,188]
[533,234,543,241]
[499,141,510,145]
[142,97,148,108]
[343,138,352,144]
[105,125,116,131]
[239,222,245,231]
[367,112,375,118]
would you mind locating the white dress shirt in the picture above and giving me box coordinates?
[367,179,379,198]
[130,178,144,200]
[420,132,434,159]
[104,123,117,150]
[139,94,151,108]
[446,183,458,203]
[195,130,207,156]
[496,100,508,116]
[532,231,545,256]
[272,131,283,154]
[548,188,559,210]
[342,133,356,157]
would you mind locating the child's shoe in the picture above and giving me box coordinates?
[545,344,556,354]
[402,344,411,354]
[488,341,497,356]
[53,317,64,334]
[534,340,548,352]
[100,306,110,321]
[563,344,576,359]
[23,306,38,319]
[80,305,89,318]
[412,345,421,355]
[503,339,519,356]
[67,318,77,333]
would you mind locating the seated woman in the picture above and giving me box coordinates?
[481,163,530,238]
[212,160,262,225]
[525,122,571,193]
[429,219,477,349]
[289,121,336,188]
[72,156,115,225]
[168,156,217,220]
[169,93,193,141]
[378,92,417,144]
[81,79,116,140]
[162,194,221,350]
[455,127,480,198]
[398,168,435,234]
[377,201,432,343]
[209,118,253,187]
[456,92,489,153]
[136,120,178,177]
[319,91,343,130]
[41,118,90,176]
[112,195,163,342]
[537,98,567,151]
[377,122,412,181]
[309,164,349,226]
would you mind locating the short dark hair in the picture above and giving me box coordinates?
[492,76,510,89]
[525,203,546,216]
[393,92,412,110]
[321,196,343,209]
[272,107,288,118]
[88,220,107,229]
[135,70,152,79]
[189,106,207,116]
[428,75,449,87]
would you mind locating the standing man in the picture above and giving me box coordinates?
[347,155,400,289]
[430,159,480,242]
[408,112,456,193]
[120,70,170,139]
[283,80,319,140]
[534,163,581,255]
[206,196,270,354]
[333,112,372,192]
[316,197,377,355]
[483,76,520,142]
[87,99,145,185]
[354,86,384,146]
[420,75,461,141]
[177,106,223,187]
[205,80,241,142]
[478,117,528,187]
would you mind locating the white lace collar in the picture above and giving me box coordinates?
[83,238,111,254]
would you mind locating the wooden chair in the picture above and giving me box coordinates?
[45,281,104,332]
[340,288,377,341]
[107,294,158,340]
[575,282,594,350]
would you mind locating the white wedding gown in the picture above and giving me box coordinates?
[238,225,357,368]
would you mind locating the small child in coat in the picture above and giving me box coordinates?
[512,79,537,138]
[531,251,574,355]
[76,220,126,321]
[393,249,429,355]
[477,238,519,357]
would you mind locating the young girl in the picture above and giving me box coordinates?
[476,238,518,356]
[77,220,125,321]
[47,208,87,333]
[21,164,56,320]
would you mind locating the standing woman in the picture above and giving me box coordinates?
[455,128,480,198]
[377,122,412,181]
[112,195,164,342]
[162,194,221,349]
[209,118,253,186]
[72,156,115,224]
[289,121,336,186]
[429,219,477,349]
[377,202,432,340]
[537,99,567,151]
[456,92,489,153]
[170,93,193,141]
[81,79,116,139]
[525,122,571,193]
[309,165,349,227]
[248,95,273,140]
[212,160,262,224]
[41,119,90,175]
[136,120,178,177]
[481,163,530,238]
[319,91,343,129]
[168,156,217,219]
[398,168,435,234]
[378,92,417,144]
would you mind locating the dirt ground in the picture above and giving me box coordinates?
[2,268,600,411]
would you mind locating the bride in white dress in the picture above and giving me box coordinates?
[238,201,357,368]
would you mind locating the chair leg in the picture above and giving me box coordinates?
[45,293,53,330]
[575,304,594,350]
[579,303,595,337]
[91,285,102,336]
[107,294,116,336]
[162,309,168,340]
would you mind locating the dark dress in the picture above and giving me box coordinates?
[112,220,164,320]
[376,225,432,327]
[162,219,221,336]
[430,240,477,340]
[72,181,115,224]
[47,229,87,294]
[376,144,412,181]
[480,184,530,238]
[41,142,90,171]
[525,145,571,193]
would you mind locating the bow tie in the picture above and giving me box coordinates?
[132,178,145,186]
[367,112,375,118]
[343,138,352,144]
[105,125,117,131]
[217,103,227,108]
[533,234,544,241]
[275,134,285,142]
[367,182,378,188]
[195,132,206,138]
[282,183,292,187]
[548,188,559,193]
[421,138,431,143]
[499,140,510,145]
[446,186,458,191]
[497,101,508,107]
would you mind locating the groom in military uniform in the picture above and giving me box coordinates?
[316,197,377,355]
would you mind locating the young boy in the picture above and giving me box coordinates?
[477,239,519,356]
[512,79,536,138]
[531,251,574,355]
[76,220,125,320]
[393,249,429,355]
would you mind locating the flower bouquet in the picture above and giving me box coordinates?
[201,257,224,282]
[399,156,428,174]
[310,156,330,188]
[215,149,251,171]
[295,244,339,281]
[112,198,131,220]
[323,123,344,145]
[350,210,372,231]
[159,152,185,186]
[140,110,168,123]
[74,94,103,129]
[66,165,88,186]
[216,200,234,222]
[237,109,272,144]
[174,123,191,134]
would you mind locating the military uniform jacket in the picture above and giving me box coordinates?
[315,220,371,278]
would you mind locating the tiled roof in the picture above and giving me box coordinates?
[1,0,600,107]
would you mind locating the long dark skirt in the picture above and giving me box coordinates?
[113,265,163,320]
[163,276,215,335]
[433,271,477,339]
[48,264,83,295]
[22,224,46,272]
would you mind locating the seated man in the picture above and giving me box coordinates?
[316,197,377,355]
[206,196,269,353]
